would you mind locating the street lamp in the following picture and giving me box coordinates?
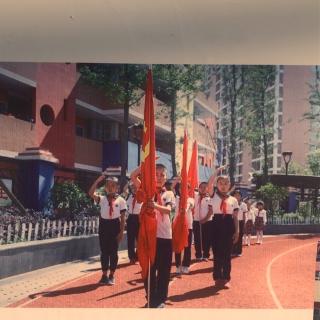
[282,151,293,176]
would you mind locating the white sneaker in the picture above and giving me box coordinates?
[176,266,182,274]
[182,266,189,274]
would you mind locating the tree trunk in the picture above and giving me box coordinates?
[228,65,237,186]
[170,94,178,177]
[120,65,130,192]
[261,92,269,182]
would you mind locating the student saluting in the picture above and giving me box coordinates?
[89,175,127,285]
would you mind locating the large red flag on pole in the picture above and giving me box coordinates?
[172,130,189,253]
[188,140,199,197]
[136,69,157,280]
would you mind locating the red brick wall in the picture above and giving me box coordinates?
[35,63,78,169]
[0,63,37,81]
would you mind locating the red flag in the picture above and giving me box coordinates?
[136,69,157,280]
[172,130,189,254]
[188,140,199,197]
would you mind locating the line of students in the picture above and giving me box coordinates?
[88,164,267,307]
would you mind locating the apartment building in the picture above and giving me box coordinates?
[214,65,318,188]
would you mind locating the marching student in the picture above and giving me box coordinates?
[243,199,256,246]
[193,182,212,261]
[126,183,143,264]
[174,184,195,275]
[131,163,175,308]
[209,175,239,289]
[88,175,127,285]
[255,200,267,244]
[231,190,248,257]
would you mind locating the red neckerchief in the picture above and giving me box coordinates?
[217,191,229,216]
[197,193,205,218]
[107,194,116,218]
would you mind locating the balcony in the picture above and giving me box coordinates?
[0,114,35,156]
[75,136,103,170]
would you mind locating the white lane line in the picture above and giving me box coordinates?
[266,241,316,309]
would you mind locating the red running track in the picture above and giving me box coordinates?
[9,235,319,309]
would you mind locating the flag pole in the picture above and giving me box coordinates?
[148,259,151,308]
[147,64,152,309]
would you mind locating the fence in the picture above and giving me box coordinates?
[267,215,320,225]
[0,217,100,245]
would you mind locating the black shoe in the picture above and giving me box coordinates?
[99,274,109,285]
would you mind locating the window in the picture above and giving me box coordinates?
[215,92,220,101]
[238,165,243,175]
[278,100,283,112]
[40,105,55,126]
[238,153,243,163]
[252,161,260,171]
[278,128,282,139]
[279,73,284,84]
[278,115,283,126]
[252,146,260,159]
[76,125,84,137]
[239,141,243,152]
[268,157,273,168]
[277,156,282,168]
[277,143,282,154]
[279,86,283,98]
[199,156,205,166]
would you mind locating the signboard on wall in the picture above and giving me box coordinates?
[0,178,12,206]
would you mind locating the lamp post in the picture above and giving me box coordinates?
[282,151,293,176]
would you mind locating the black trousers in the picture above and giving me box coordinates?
[127,214,140,260]
[193,221,212,259]
[99,218,120,272]
[175,229,193,267]
[232,220,244,255]
[211,215,235,281]
[144,238,172,307]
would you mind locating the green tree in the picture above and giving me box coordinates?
[307,150,320,176]
[304,66,320,150]
[217,65,245,185]
[152,65,205,176]
[242,65,276,182]
[47,182,99,218]
[256,182,288,213]
[80,64,205,179]
[279,161,312,175]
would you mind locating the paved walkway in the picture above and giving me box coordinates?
[1,234,319,309]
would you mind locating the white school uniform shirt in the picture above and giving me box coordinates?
[99,195,127,219]
[245,207,257,223]
[209,193,239,215]
[174,196,195,230]
[156,190,176,239]
[193,192,212,221]
[255,209,267,224]
[126,194,143,215]
[238,202,248,221]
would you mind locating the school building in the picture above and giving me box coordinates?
[0,63,217,210]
